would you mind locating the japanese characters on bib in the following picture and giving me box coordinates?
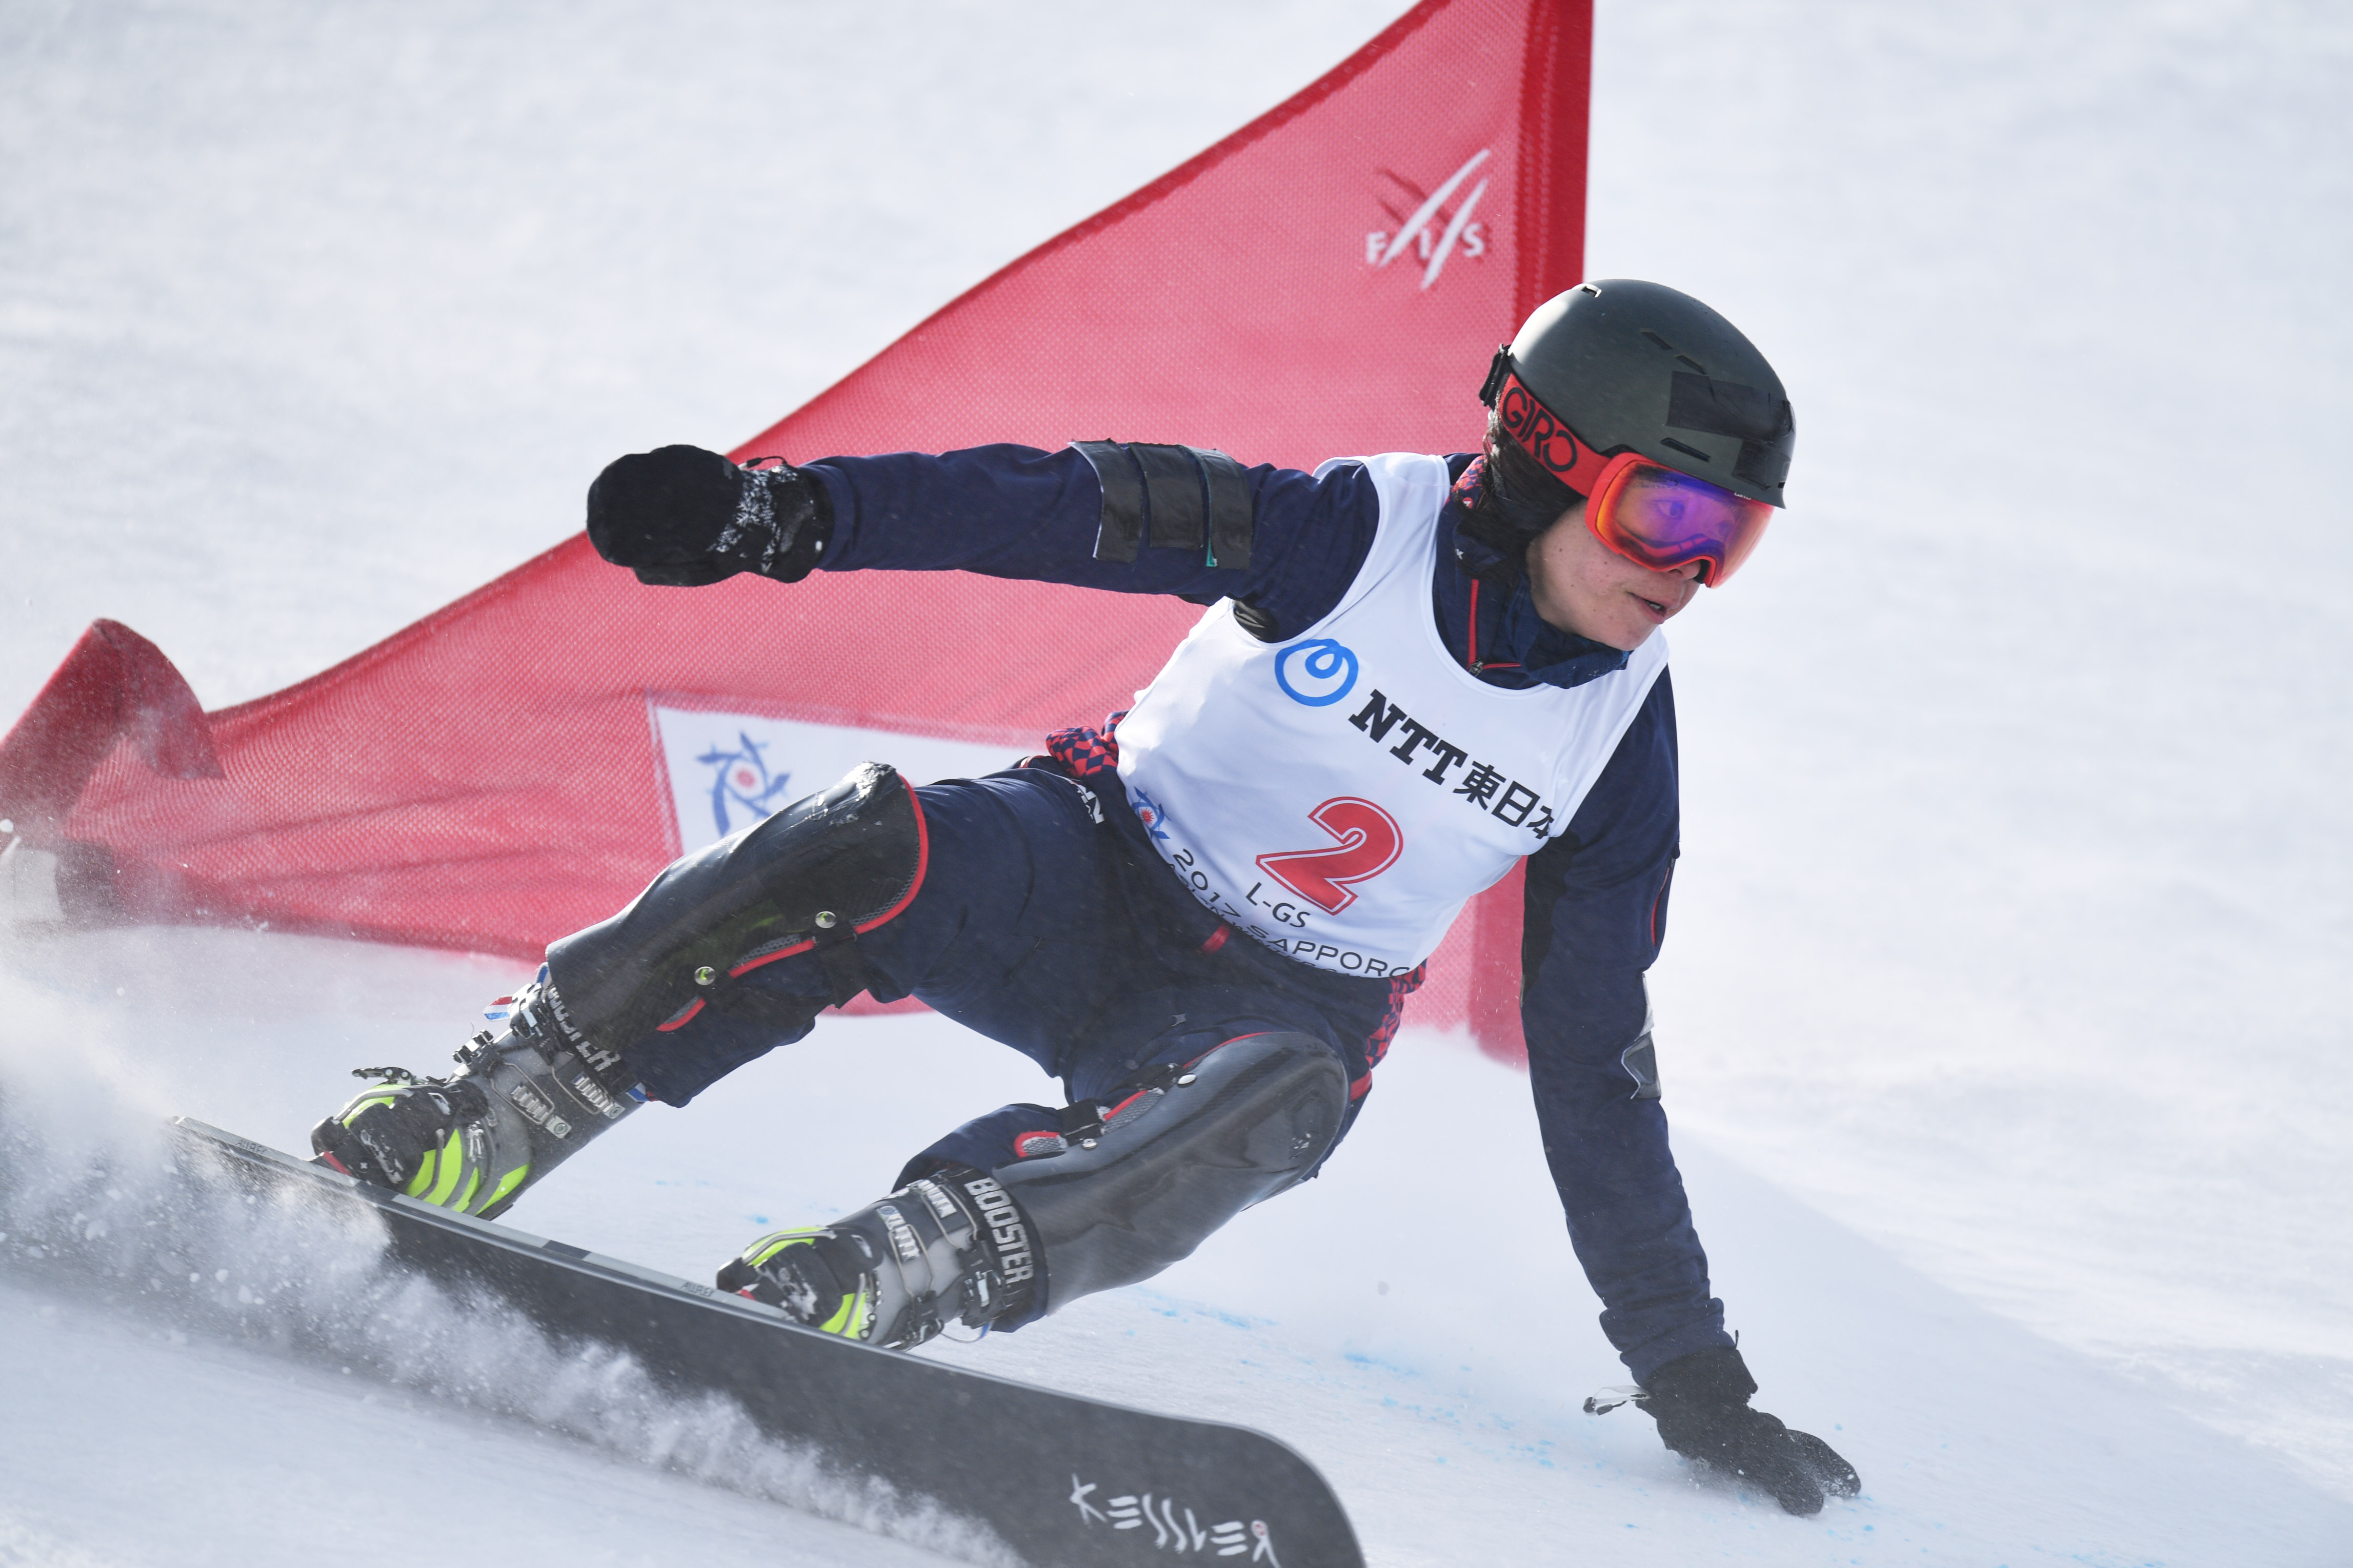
[1116,452,1668,979]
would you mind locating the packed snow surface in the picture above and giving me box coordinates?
[4,1,2349,1565]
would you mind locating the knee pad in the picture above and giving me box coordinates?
[546,762,924,1053]
[993,1032,1347,1313]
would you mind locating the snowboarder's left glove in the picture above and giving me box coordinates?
[1638,1345,1860,1516]
[585,443,830,587]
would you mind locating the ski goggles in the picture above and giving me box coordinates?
[1487,367,1774,585]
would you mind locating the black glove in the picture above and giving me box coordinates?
[585,444,830,587]
[1643,1346,1860,1516]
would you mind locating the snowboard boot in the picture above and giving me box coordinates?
[310,967,640,1219]
[718,1168,1038,1349]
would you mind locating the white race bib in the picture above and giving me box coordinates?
[1115,453,1666,978]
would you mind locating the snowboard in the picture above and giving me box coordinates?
[170,1117,1361,1568]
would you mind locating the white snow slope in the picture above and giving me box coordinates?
[2,3,2348,1565]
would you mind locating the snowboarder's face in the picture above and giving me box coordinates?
[1524,500,1703,651]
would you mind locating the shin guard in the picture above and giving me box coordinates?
[995,1031,1348,1314]
[545,762,925,1054]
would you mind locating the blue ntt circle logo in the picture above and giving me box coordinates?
[1274,638,1360,706]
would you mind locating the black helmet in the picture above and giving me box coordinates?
[1478,279,1795,507]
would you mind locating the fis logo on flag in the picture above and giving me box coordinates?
[650,704,1014,855]
[1364,148,1491,291]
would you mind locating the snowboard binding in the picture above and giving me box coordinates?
[310,968,640,1219]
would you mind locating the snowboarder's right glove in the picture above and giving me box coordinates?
[1638,1345,1860,1516]
[585,443,831,587]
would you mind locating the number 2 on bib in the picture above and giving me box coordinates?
[1255,797,1403,915]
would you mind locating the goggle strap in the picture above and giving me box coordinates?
[1477,345,1512,408]
[1491,369,1621,496]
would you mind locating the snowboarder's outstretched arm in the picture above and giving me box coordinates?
[584,441,1383,642]
[1520,678,1719,1375]
[1531,682,1858,1514]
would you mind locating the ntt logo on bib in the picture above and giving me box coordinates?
[1274,639,1360,706]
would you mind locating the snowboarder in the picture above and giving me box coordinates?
[312,279,1861,1515]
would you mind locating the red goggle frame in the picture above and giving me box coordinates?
[1491,367,1774,586]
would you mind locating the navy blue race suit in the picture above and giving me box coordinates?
[619,444,1728,1380]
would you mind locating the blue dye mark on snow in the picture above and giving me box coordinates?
[1130,1289,1274,1331]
